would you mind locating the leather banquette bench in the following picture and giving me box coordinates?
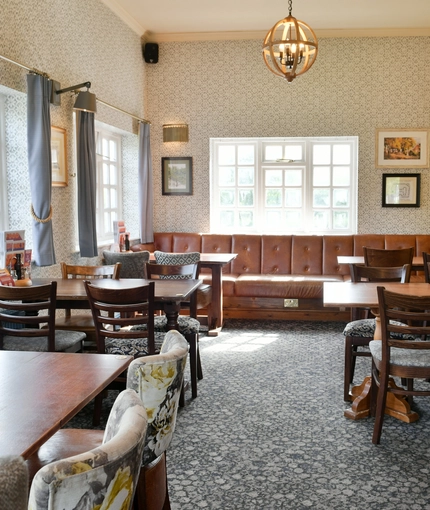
[132,233,430,322]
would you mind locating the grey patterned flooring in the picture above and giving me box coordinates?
[69,320,430,509]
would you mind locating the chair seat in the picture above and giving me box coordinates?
[344,319,417,340]
[154,315,200,335]
[370,340,430,367]
[106,331,165,356]
[3,330,85,352]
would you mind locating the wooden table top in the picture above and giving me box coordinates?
[324,281,430,308]
[0,351,132,459]
[31,277,201,302]
[337,255,424,270]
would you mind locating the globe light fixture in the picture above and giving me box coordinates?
[262,0,318,83]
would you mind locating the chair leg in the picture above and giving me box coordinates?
[185,332,198,399]
[344,336,354,401]
[179,382,185,407]
[196,339,203,380]
[372,365,389,445]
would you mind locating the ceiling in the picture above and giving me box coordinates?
[101,0,430,41]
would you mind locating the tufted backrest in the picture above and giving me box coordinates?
[127,330,188,465]
[28,389,147,510]
[103,250,150,278]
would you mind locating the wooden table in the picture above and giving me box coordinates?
[149,252,237,336]
[324,281,430,422]
[32,277,201,331]
[338,255,424,271]
[0,350,132,459]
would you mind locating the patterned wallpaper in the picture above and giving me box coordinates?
[2,1,430,278]
[1,0,146,276]
[146,37,430,234]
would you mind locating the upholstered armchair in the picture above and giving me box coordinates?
[103,250,150,278]
[127,329,189,510]
[28,389,148,510]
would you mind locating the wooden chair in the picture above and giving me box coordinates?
[0,282,84,353]
[153,250,213,332]
[343,264,411,401]
[363,246,414,267]
[371,286,430,444]
[84,280,166,424]
[146,258,203,401]
[54,262,121,351]
[27,389,147,509]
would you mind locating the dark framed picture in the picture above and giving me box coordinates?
[161,157,193,196]
[382,173,421,207]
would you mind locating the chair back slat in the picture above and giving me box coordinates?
[84,281,155,354]
[363,246,414,267]
[350,263,412,283]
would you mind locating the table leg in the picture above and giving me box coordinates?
[207,265,223,337]
[163,303,180,331]
[344,315,419,423]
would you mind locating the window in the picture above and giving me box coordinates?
[210,137,358,234]
[95,126,122,243]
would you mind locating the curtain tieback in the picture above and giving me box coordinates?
[31,204,53,223]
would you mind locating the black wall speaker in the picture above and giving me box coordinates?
[143,43,159,64]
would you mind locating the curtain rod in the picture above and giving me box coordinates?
[0,54,46,77]
[97,98,150,125]
[0,53,151,125]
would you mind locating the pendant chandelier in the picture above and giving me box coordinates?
[262,0,318,83]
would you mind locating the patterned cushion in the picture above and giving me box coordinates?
[105,331,165,357]
[370,340,430,367]
[0,455,28,510]
[2,330,85,352]
[28,389,147,510]
[344,319,417,340]
[103,250,150,278]
[127,330,188,465]
[154,315,200,335]
[154,251,200,279]
[0,309,26,330]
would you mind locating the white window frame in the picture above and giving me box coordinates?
[210,137,358,235]
[95,124,123,243]
[0,95,8,231]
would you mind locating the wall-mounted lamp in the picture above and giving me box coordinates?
[53,81,97,113]
[163,123,189,142]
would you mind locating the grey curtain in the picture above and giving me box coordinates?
[138,122,154,243]
[76,111,97,257]
[27,74,56,266]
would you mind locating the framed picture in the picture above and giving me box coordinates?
[51,126,68,187]
[382,173,421,207]
[161,157,193,196]
[376,129,429,168]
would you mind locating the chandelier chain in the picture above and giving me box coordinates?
[288,0,293,16]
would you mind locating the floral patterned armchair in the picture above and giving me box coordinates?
[28,389,147,510]
[127,329,189,509]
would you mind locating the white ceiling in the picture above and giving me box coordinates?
[101,0,430,41]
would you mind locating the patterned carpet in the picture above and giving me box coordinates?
[68,320,430,509]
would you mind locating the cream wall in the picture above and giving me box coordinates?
[146,37,430,234]
[0,0,145,275]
